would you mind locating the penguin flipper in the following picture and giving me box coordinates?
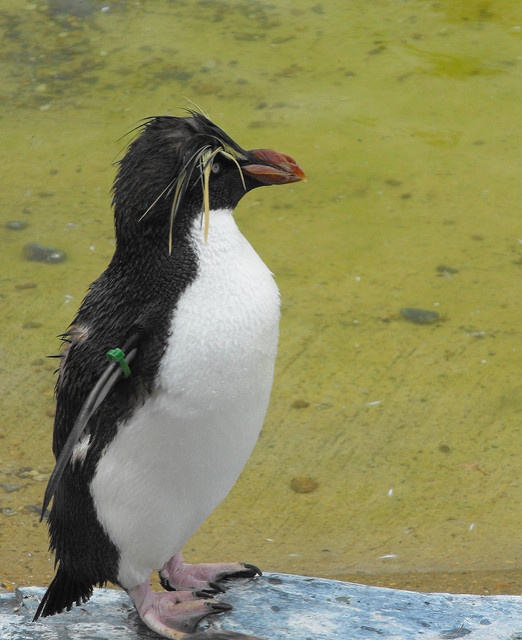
[40,336,139,519]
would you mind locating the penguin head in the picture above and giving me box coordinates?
[112,112,305,250]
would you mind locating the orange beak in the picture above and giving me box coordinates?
[242,149,306,185]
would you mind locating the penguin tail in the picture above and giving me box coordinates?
[33,565,93,621]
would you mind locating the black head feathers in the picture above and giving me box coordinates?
[112,111,305,252]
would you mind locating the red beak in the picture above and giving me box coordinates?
[242,149,306,185]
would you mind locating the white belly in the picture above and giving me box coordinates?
[90,209,280,589]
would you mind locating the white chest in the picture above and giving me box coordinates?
[159,208,280,409]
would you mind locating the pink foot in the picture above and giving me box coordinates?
[159,552,261,594]
[128,580,231,638]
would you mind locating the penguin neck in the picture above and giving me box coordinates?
[189,207,237,249]
[109,207,244,291]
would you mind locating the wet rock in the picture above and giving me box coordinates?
[16,468,34,478]
[400,308,441,325]
[23,242,66,263]
[291,399,310,409]
[31,473,49,483]
[1,483,21,493]
[4,576,522,639]
[24,504,43,515]
[436,264,459,275]
[48,0,99,19]
[290,476,319,493]
[6,220,28,230]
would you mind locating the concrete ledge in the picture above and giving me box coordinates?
[1,573,521,639]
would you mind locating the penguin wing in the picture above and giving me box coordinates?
[41,331,140,519]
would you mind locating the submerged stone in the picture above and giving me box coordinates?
[6,220,28,230]
[23,243,66,263]
[400,308,441,325]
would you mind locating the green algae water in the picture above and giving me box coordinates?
[1,0,521,595]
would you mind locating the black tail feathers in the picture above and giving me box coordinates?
[33,565,93,621]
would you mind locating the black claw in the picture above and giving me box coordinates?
[220,563,262,583]
[194,589,216,598]
[159,573,175,591]
[207,601,233,613]
[242,563,262,577]
[209,581,227,593]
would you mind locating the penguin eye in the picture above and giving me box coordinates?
[211,161,221,174]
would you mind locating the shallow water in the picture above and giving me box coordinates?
[1,0,521,595]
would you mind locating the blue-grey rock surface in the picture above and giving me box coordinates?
[1,573,521,639]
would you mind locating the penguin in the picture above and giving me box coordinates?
[33,112,305,639]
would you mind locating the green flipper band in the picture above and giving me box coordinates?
[106,347,132,378]
[40,334,139,520]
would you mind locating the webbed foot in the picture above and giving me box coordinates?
[159,552,261,594]
[128,581,231,638]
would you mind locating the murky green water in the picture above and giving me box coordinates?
[1,0,521,595]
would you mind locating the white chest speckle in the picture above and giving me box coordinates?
[90,209,280,589]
